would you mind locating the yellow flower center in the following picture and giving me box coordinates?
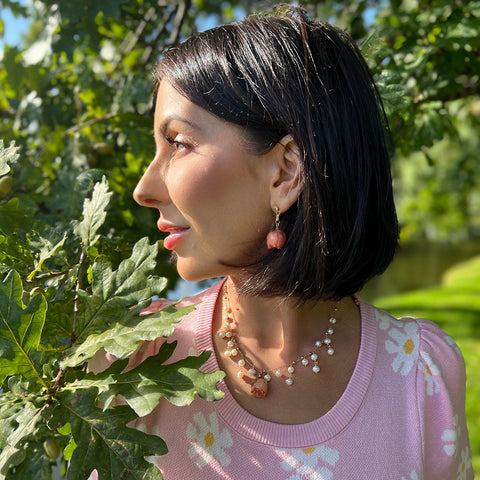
[403,338,415,355]
[204,431,215,448]
[425,364,432,376]
[302,448,316,455]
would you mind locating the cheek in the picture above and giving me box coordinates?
[168,161,237,217]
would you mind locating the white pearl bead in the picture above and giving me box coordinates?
[315,340,322,347]
[287,366,295,374]
[238,359,245,367]
[264,374,271,381]
[275,370,282,377]
[329,317,337,324]
[227,341,234,348]
[225,331,232,338]
[237,370,243,377]
[224,350,232,357]
[248,368,256,376]
[327,328,334,335]
[231,349,238,356]
[219,332,226,338]
[312,365,320,373]
[301,358,308,366]
[285,378,293,386]
[310,353,318,361]
[327,348,334,355]
[324,338,331,345]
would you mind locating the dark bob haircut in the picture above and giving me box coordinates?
[154,6,399,303]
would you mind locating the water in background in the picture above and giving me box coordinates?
[360,241,480,302]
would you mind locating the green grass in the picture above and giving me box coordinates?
[374,255,480,475]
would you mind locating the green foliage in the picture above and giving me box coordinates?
[45,389,168,480]
[0,142,224,479]
[394,117,480,243]
[310,0,480,243]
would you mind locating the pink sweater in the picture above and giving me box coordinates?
[91,280,473,480]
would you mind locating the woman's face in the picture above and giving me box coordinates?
[133,80,277,281]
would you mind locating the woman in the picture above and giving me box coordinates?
[131,6,472,479]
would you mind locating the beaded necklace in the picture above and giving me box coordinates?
[218,284,338,398]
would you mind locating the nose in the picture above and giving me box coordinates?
[133,154,169,208]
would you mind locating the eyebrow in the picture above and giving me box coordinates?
[157,115,201,138]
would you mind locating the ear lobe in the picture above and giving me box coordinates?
[270,135,302,212]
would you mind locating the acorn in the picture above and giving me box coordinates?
[0,175,13,198]
[43,438,61,459]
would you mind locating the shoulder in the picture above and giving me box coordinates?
[372,305,465,371]
[368,303,467,398]
[370,305,472,478]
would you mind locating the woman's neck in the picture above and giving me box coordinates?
[224,277,353,362]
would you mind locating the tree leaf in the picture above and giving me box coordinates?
[27,233,67,281]
[0,400,44,480]
[72,237,167,344]
[0,140,20,176]
[64,358,129,394]
[45,388,167,480]
[0,197,37,235]
[73,176,112,248]
[3,440,55,480]
[0,270,47,383]
[40,299,75,350]
[62,303,193,368]
[96,342,225,417]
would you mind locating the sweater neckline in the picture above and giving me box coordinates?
[195,279,378,448]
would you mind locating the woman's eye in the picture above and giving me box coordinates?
[166,136,186,152]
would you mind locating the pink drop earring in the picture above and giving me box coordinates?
[266,206,286,249]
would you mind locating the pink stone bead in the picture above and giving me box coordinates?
[251,378,269,397]
[266,229,286,249]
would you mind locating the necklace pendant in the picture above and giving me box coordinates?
[251,377,268,398]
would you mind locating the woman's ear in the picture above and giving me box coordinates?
[269,135,302,212]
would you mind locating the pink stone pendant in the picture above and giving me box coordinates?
[266,229,286,249]
[251,378,268,397]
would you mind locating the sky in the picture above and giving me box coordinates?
[0,3,30,50]
[0,3,376,52]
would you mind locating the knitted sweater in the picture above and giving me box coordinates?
[90,280,473,480]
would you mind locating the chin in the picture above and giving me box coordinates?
[175,258,221,283]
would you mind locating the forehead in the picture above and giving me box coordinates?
[153,80,249,144]
[154,81,198,123]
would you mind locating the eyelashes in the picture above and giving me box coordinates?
[165,135,188,152]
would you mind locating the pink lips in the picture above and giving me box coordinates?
[157,220,189,251]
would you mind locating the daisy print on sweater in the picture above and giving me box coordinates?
[444,334,462,356]
[418,350,440,395]
[384,320,420,376]
[186,411,233,468]
[375,309,404,331]
[456,447,472,480]
[278,445,339,480]
[442,415,460,457]
[401,471,419,480]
